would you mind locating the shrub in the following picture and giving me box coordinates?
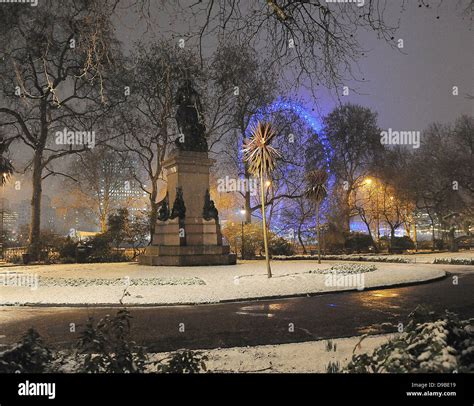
[272,254,411,263]
[323,223,346,254]
[86,233,113,260]
[0,310,208,374]
[58,236,78,260]
[345,307,474,373]
[156,350,208,373]
[76,309,147,373]
[0,329,52,373]
[389,236,415,253]
[222,222,294,258]
[269,235,295,256]
[434,239,445,251]
[344,232,373,253]
[433,258,474,265]
[7,254,23,264]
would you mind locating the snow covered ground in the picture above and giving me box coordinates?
[0,260,449,306]
[274,250,474,264]
[147,333,396,373]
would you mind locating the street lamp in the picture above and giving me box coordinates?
[1,172,6,260]
[239,208,246,260]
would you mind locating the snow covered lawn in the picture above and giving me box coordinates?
[0,260,448,306]
[148,333,396,373]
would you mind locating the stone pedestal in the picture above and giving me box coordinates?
[139,150,236,266]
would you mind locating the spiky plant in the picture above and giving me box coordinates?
[0,156,13,185]
[243,121,281,278]
[0,155,13,260]
[305,169,328,264]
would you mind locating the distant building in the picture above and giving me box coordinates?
[0,198,19,242]
[15,196,56,234]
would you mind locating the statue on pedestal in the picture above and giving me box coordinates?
[175,80,208,152]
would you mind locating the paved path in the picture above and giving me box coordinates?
[0,269,472,352]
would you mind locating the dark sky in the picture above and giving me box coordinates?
[329,0,473,131]
[6,0,473,203]
[113,0,473,131]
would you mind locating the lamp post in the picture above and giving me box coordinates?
[1,173,5,260]
[364,177,380,243]
[239,208,246,260]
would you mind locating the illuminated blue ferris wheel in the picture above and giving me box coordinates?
[246,98,333,171]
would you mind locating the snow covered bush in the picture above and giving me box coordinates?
[76,309,147,373]
[310,263,377,274]
[0,309,208,373]
[327,263,377,274]
[345,307,474,373]
[154,350,208,373]
[433,258,474,265]
[273,254,410,263]
[38,276,205,288]
[0,329,52,373]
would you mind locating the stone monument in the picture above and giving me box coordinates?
[139,80,236,266]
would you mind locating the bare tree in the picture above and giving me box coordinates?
[0,1,125,258]
[119,40,204,239]
[322,103,385,232]
[68,146,136,232]
[155,0,405,98]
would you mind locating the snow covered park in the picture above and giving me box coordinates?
[0,260,451,306]
[148,333,394,373]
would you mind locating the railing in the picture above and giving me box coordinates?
[2,247,145,263]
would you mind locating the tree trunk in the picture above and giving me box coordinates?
[149,200,158,244]
[316,202,321,264]
[361,218,379,253]
[343,188,352,232]
[28,151,43,261]
[297,223,307,254]
[260,170,271,278]
[431,222,436,251]
[389,226,396,252]
[244,164,252,224]
[100,213,107,233]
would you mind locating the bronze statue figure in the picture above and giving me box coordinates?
[157,193,170,221]
[202,189,219,221]
[170,187,186,220]
[175,79,208,152]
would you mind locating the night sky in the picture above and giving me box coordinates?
[5,0,473,201]
[112,0,473,131]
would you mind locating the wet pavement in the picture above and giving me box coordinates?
[0,270,472,352]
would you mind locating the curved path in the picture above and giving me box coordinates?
[0,269,472,352]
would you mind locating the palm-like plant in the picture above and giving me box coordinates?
[0,138,14,185]
[0,149,13,261]
[243,121,281,278]
[0,156,13,185]
[305,169,328,264]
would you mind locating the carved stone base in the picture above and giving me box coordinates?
[139,149,236,267]
[139,245,236,266]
